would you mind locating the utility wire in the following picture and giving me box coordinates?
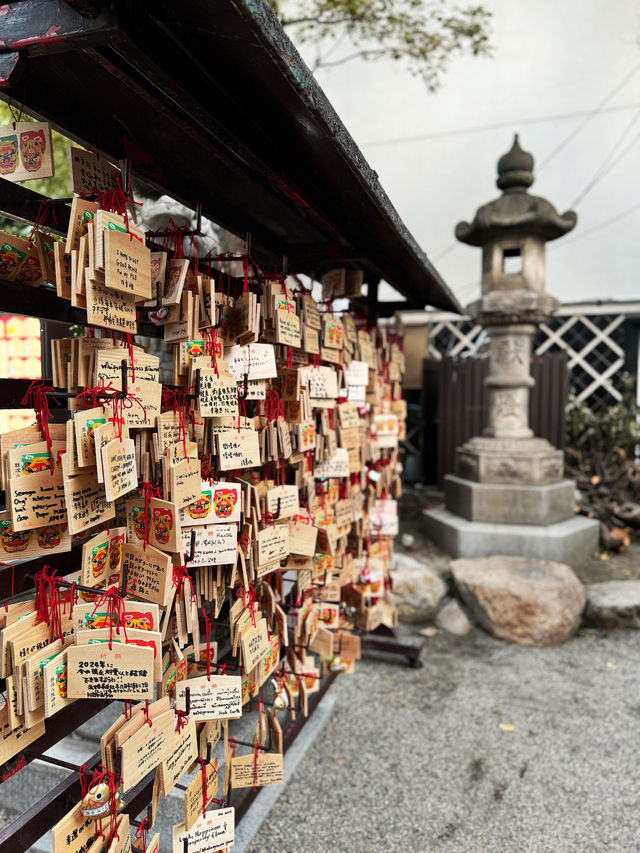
[538,62,640,170]
[431,242,459,262]
[360,100,640,148]
[569,113,640,207]
[550,203,640,248]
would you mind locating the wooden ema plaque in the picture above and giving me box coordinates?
[0,180,408,852]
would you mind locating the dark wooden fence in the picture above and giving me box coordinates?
[422,352,569,485]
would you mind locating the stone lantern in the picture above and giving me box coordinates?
[424,136,598,564]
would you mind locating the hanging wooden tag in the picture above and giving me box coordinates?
[198,369,238,418]
[42,649,75,718]
[107,813,131,853]
[275,310,301,347]
[81,527,126,588]
[0,510,70,559]
[180,480,241,526]
[102,437,138,503]
[119,708,175,791]
[69,147,120,194]
[24,637,63,711]
[255,526,289,575]
[9,467,67,532]
[0,232,29,281]
[67,643,155,701]
[163,259,189,306]
[86,278,138,334]
[51,803,96,853]
[73,600,160,634]
[169,457,201,509]
[76,628,163,682]
[172,807,234,853]
[175,675,242,720]
[104,229,152,299]
[225,343,278,381]
[184,759,218,831]
[197,720,220,759]
[240,617,270,672]
[159,717,198,796]
[64,470,115,535]
[265,484,299,519]
[0,121,54,182]
[93,421,125,483]
[217,429,261,470]
[230,752,283,788]
[123,542,172,606]
[53,241,72,299]
[180,524,236,566]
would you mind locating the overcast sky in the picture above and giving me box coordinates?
[292,0,640,310]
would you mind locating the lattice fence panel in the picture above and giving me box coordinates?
[426,312,626,411]
[427,319,485,360]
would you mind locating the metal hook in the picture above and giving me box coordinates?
[213,302,224,330]
[211,454,220,478]
[43,196,74,205]
[117,359,129,400]
[237,373,249,399]
[121,158,131,197]
[184,530,196,564]
[182,368,201,401]
[120,559,129,597]
[149,280,169,319]
[228,737,269,752]
[270,497,281,521]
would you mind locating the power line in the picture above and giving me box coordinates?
[550,202,640,248]
[453,280,479,302]
[569,113,640,207]
[538,62,640,170]
[360,100,640,148]
[431,242,458,262]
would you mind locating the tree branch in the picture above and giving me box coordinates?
[315,49,395,69]
[281,14,361,26]
[277,0,493,89]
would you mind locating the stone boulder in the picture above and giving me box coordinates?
[450,555,586,646]
[584,581,640,629]
[391,553,447,623]
[435,597,473,636]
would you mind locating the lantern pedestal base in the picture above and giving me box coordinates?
[455,436,564,486]
[423,508,598,567]
[444,476,575,525]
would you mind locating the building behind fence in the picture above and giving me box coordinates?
[398,300,640,484]
[422,299,640,410]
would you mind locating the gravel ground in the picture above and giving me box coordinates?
[247,628,640,853]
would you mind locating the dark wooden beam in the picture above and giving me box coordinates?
[0,182,70,236]
[0,0,120,57]
[0,53,22,88]
[0,548,82,599]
